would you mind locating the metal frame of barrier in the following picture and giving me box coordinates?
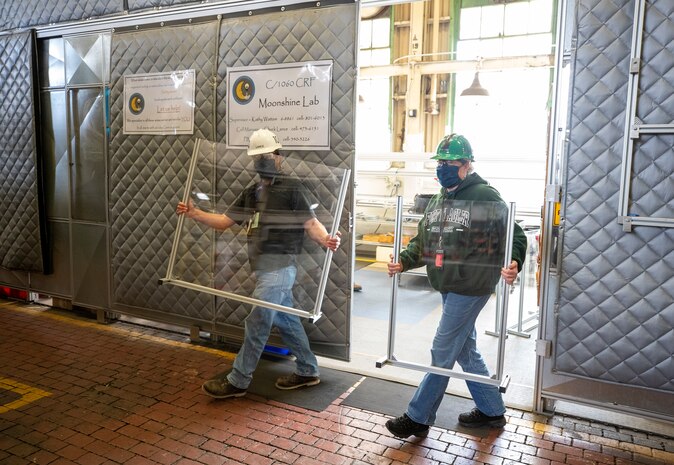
[161,138,351,322]
[376,196,515,393]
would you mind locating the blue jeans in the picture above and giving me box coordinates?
[227,263,319,389]
[406,292,505,425]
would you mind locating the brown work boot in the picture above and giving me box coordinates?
[275,373,320,390]
[201,377,247,399]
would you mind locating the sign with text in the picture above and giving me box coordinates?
[123,70,195,135]
[226,61,332,151]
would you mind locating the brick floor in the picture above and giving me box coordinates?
[1,299,673,465]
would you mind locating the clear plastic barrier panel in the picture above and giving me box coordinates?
[380,197,514,390]
[164,139,349,320]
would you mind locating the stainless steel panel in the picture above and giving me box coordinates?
[0,269,29,289]
[39,38,65,88]
[41,90,69,219]
[29,221,71,296]
[72,222,109,308]
[69,88,106,223]
[65,34,109,85]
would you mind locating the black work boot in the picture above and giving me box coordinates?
[385,413,429,438]
[458,407,506,428]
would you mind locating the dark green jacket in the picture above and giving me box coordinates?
[400,173,527,296]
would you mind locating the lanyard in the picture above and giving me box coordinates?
[435,199,446,268]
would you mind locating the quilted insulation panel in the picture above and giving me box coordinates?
[0,31,46,273]
[0,0,122,30]
[109,22,217,322]
[109,3,356,359]
[214,5,356,357]
[555,0,674,392]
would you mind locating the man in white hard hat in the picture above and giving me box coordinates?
[176,128,341,398]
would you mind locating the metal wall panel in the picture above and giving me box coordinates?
[554,0,674,394]
[40,90,69,220]
[69,88,107,223]
[65,34,111,86]
[72,223,109,308]
[38,38,65,89]
[29,221,71,296]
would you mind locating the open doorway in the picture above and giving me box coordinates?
[341,0,553,412]
[322,231,540,412]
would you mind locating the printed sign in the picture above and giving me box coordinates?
[227,61,332,151]
[123,70,195,135]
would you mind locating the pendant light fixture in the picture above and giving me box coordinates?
[460,71,489,96]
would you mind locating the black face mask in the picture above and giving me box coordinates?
[254,158,278,178]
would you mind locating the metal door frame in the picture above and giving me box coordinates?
[535,0,674,424]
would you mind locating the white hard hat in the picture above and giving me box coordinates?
[247,128,282,156]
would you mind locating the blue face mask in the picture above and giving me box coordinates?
[436,164,462,188]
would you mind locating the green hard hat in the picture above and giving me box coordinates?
[432,134,474,161]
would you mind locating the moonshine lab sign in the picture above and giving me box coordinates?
[123,70,195,135]
[226,61,332,151]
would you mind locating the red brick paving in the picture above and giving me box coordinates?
[1,299,673,465]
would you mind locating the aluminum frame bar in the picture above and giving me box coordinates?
[34,0,352,39]
[618,0,674,230]
[618,0,646,219]
[164,138,202,282]
[159,277,317,319]
[312,168,352,319]
[534,0,569,414]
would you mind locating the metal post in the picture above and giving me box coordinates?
[494,203,515,381]
[377,195,404,367]
[312,169,351,321]
[485,281,502,337]
[164,138,202,281]
[506,252,539,338]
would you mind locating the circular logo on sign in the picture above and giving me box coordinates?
[128,93,145,115]
[232,76,255,104]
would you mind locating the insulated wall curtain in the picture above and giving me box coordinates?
[0,31,49,273]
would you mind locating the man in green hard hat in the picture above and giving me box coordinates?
[384,133,528,438]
